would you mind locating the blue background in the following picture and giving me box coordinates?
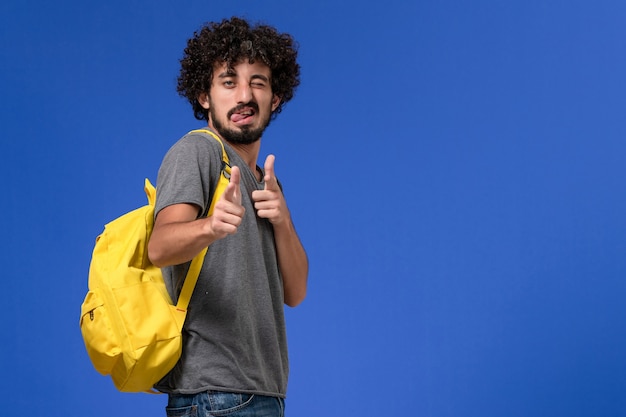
[2,1,626,415]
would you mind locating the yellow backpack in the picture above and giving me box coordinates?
[79,129,229,393]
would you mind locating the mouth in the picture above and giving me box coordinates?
[229,106,257,126]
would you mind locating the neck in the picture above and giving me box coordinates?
[228,140,261,173]
[206,123,261,173]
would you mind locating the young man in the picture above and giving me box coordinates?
[147,17,308,417]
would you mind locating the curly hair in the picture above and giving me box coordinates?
[177,17,300,121]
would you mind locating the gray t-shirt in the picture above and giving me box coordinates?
[153,129,288,397]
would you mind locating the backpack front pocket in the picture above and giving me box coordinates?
[80,290,121,375]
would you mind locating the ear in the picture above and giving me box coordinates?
[198,92,210,110]
[271,94,282,112]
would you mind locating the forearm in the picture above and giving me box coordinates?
[250,156,307,306]
[148,217,216,267]
[149,178,244,268]
[273,219,308,307]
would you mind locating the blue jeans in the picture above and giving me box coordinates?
[165,391,285,417]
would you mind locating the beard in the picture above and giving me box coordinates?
[209,102,271,145]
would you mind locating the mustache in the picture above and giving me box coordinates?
[227,102,259,118]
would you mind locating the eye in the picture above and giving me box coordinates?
[250,76,269,88]
[223,80,235,87]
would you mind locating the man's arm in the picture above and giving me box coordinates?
[253,155,308,307]
[272,219,309,307]
[148,167,245,267]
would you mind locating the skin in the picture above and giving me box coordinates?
[148,60,308,307]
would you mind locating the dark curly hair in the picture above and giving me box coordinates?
[177,17,300,121]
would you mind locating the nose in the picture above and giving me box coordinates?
[235,83,253,104]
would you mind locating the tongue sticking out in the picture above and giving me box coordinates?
[231,111,254,123]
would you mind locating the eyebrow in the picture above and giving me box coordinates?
[251,74,270,83]
[217,69,237,78]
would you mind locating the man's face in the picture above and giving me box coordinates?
[202,60,281,144]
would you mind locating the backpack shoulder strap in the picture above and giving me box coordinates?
[189,128,232,217]
[175,129,231,312]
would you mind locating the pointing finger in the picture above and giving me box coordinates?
[222,165,242,205]
[264,155,279,191]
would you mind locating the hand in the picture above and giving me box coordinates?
[252,155,290,225]
[209,165,245,238]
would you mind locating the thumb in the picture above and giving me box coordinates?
[222,165,242,205]
[264,154,279,191]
